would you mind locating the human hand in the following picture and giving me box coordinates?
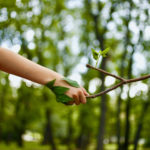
[46,75,89,105]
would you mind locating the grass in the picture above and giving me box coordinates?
[0,142,150,150]
[0,142,49,150]
[0,141,70,150]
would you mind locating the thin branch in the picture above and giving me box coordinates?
[86,64,150,98]
[87,82,124,98]
[126,74,150,83]
[86,64,125,81]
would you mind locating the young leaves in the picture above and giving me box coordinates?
[53,86,69,94]
[46,79,72,103]
[99,47,110,57]
[91,47,110,67]
[63,77,80,88]
[46,79,56,88]
[45,78,80,104]
[56,94,72,103]
[91,48,99,60]
[91,48,100,67]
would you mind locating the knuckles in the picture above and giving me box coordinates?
[78,89,83,95]
[69,88,87,105]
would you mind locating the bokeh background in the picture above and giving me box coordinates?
[0,0,150,150]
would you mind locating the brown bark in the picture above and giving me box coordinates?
[42,109,56,150]
[96,58,107,150]
[86,64,150,98]
[67,110,73,150]
[133,99,150,150]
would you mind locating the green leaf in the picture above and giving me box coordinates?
[52,86,69,94]
[45,79,56,89]
[91,48,99,60]
[63,77,80,88]
[56,94,73,103]
[45,79,73,104]
[99,47,110,57]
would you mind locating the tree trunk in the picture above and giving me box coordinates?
[16,128,24,147]
[124,96,131,150]
[96,58,107,150]
[0,76,9,141]
[35,31,57,150]
[116,95,122,150]
[76,105,91,150]
[117,47,128,150]
[42,109,57,150]
[134,100,150,150]
[123,46,135,150]
[0,91,4,141]
[76,132,91,150]
[122,1,133,149]
[67,110,73,150]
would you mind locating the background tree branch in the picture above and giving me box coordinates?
[86,64,150,98]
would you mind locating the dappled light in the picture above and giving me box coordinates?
[0,0,150,150]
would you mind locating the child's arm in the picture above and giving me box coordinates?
[0,47,89,105]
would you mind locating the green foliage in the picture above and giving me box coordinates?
[91,48,99,60]
[0,0,150,149]
[45,77,79,104]
[99,47,110,57]
[53,86,69,94]
[56,94,72,103]
[91,48,110,67]
[46,79,72,104]
[46,79,56,89]
[63,77,80,88]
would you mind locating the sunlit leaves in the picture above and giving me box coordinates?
[46,79,72,103]
[63,77,80,88]
[91,48,110,67]
[91,48,99,60]
[99,47,110,57]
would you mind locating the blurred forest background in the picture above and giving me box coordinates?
[0,0,150,150]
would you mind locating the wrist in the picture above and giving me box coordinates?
[43,69,63,85]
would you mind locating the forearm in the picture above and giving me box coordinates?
[0,47,62,85]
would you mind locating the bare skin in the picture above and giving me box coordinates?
[0,47,89,105]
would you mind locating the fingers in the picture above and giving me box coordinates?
[72,88,88,105]
[73,94,80,105]
[66,100,74,105]
[72,90,86,105]
[79,90,87,104]
[66,87,89,106]
[81,87,89,96]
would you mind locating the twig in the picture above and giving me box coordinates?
[86,64,150,98]
[86,64,125,81]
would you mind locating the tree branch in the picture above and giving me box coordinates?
[86,64,150,98]
[86,64,125,81]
